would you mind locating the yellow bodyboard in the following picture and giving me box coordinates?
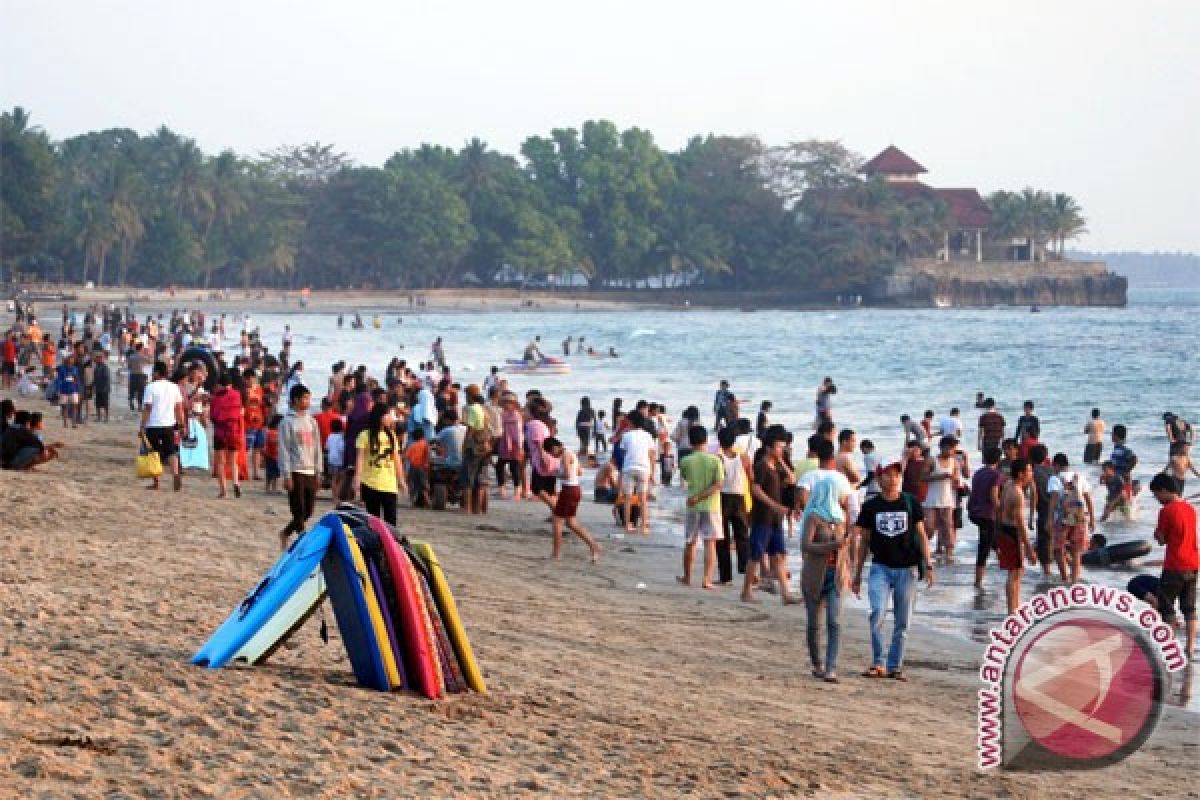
[343,525,402,690]
[411,540,487,694]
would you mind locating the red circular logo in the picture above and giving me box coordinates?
[1012,617,1159,761]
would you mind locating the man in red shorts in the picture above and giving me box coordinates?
[996,459,1037,613]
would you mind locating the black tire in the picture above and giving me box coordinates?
[174,347,220,391]
[1082,539,1152,568]
[431,483,448,511]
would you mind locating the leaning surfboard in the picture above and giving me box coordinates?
[372,518,441,699]
[323,520,390,691]
[343,525,402,690]
[231,565,325,666]
[410,540,487,693]
[193,518,333,669]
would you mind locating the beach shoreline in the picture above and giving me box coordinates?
[0,386,1195,797]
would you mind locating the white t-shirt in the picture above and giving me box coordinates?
[798,468,854,523]
[1047,471,1092,498]
[620,428,655,473]
[143,379,183,428]
[939,416,963,438]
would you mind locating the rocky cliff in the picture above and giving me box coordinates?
[872,260,1127,308]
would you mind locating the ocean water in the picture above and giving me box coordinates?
[233,288,1198,706]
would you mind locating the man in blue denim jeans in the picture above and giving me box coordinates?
[852,461,935,680]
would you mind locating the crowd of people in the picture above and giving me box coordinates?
[3,300,1196,681]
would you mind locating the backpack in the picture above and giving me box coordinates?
[1059,476,1087,527]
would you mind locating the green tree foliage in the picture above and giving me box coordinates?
[3,107,1090,291]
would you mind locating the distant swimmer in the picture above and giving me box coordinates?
[337,314,344,329]
[562,336,572,356]
[607,347,619,358]
[576,336,585,355]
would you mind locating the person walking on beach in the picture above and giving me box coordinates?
[967,446,1005,589]
[853,461,934,680]
[996,459,1037,614]
[678,425,724,589]
[525,398,559,513]
[542,437,601,563]
[977,398,1005,454]
[1015,401,1040,459]
[801,471,853,682]
[717,427,752,584]
[618,410,656,535]
[92,350,111,422]
[278,384,322,549]
[126,342,149,411]
[741,425,798,605]
[1149,473,1197,660]
[1083,408,1105,465]
[461,385,491,515]
[140,361,185,491]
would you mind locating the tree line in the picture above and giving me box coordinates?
[1,107,1088,291]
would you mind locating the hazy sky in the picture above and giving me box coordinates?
[3,0,1197,251]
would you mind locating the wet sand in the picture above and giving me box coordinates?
[0,399,1195,798]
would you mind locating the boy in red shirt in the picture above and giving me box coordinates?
[1150,473,1197,659]
[404,427,432,507]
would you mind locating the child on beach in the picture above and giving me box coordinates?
[326,418,346,501]
[593,410,608,454]
[263,414,282,493]
[542,437,601,563]
[678,425,724,589]
[404,426,431,508]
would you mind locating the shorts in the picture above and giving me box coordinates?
[265,457,280,481]
[621,467,649,495]
[459,453,489,490]
[2,361,15,376]
[1083,442,1102,463]
[685,510,722,543]
[245,427,266,449]
[554,484,582,518]
[996,524,1022,570]
[750,521,787,559]
[144,425,178,462]
[213,426,241,451]
[531,471,557,496]
[94,392,110,410]
[1054,523,1087,552]
[970,515,995,568]
[59,392,79,405]
[1157,570,1197,623]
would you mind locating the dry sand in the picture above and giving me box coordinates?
[0,399,1195,798]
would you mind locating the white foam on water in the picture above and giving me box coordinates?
[629,329,656,338]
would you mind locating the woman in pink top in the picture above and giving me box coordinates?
[496,393,527,499]
[208,370,244,499]
[525,397,559,511]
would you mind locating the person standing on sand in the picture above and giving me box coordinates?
[801,473,854,683]
[278,385,323,549]
[354,402,405,526]
[996,459,1038,614]
[741,425,798,606]
[853,461,934,681]
[575,396,595,458]
[617,410,656,535]
[543,437,601,563]
[140,361,186,491]
[678,425,724,589]
[717,427,752,584]
[1149,473,1197,660]
[922,436,961,565]
[525,398,559,513]
[209,370,244,499]
[1083,408,1105,465]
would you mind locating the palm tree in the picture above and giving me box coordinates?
[1048,193,1087,256]
[162,136,213,224]
[1017,188,1054,261]
[201,150,248,287]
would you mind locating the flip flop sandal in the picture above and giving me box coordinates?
[824,675,840,684]
[862,666,887,678]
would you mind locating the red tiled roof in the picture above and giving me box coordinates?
[860,145,927,175]
[934,188,992,228]
[882,183,992,228]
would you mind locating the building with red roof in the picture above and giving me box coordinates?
[861,146,992,262]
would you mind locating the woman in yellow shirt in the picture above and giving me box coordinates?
[354,402,406,524]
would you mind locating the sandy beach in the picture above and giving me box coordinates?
[0,391,1195,799]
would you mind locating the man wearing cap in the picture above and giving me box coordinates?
[740,424,798,605]
[853,460,935,680]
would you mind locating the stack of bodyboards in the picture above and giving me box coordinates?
[192,508,486,698]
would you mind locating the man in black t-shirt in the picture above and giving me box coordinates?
[740,425,797,605]
[853,461,934,680]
